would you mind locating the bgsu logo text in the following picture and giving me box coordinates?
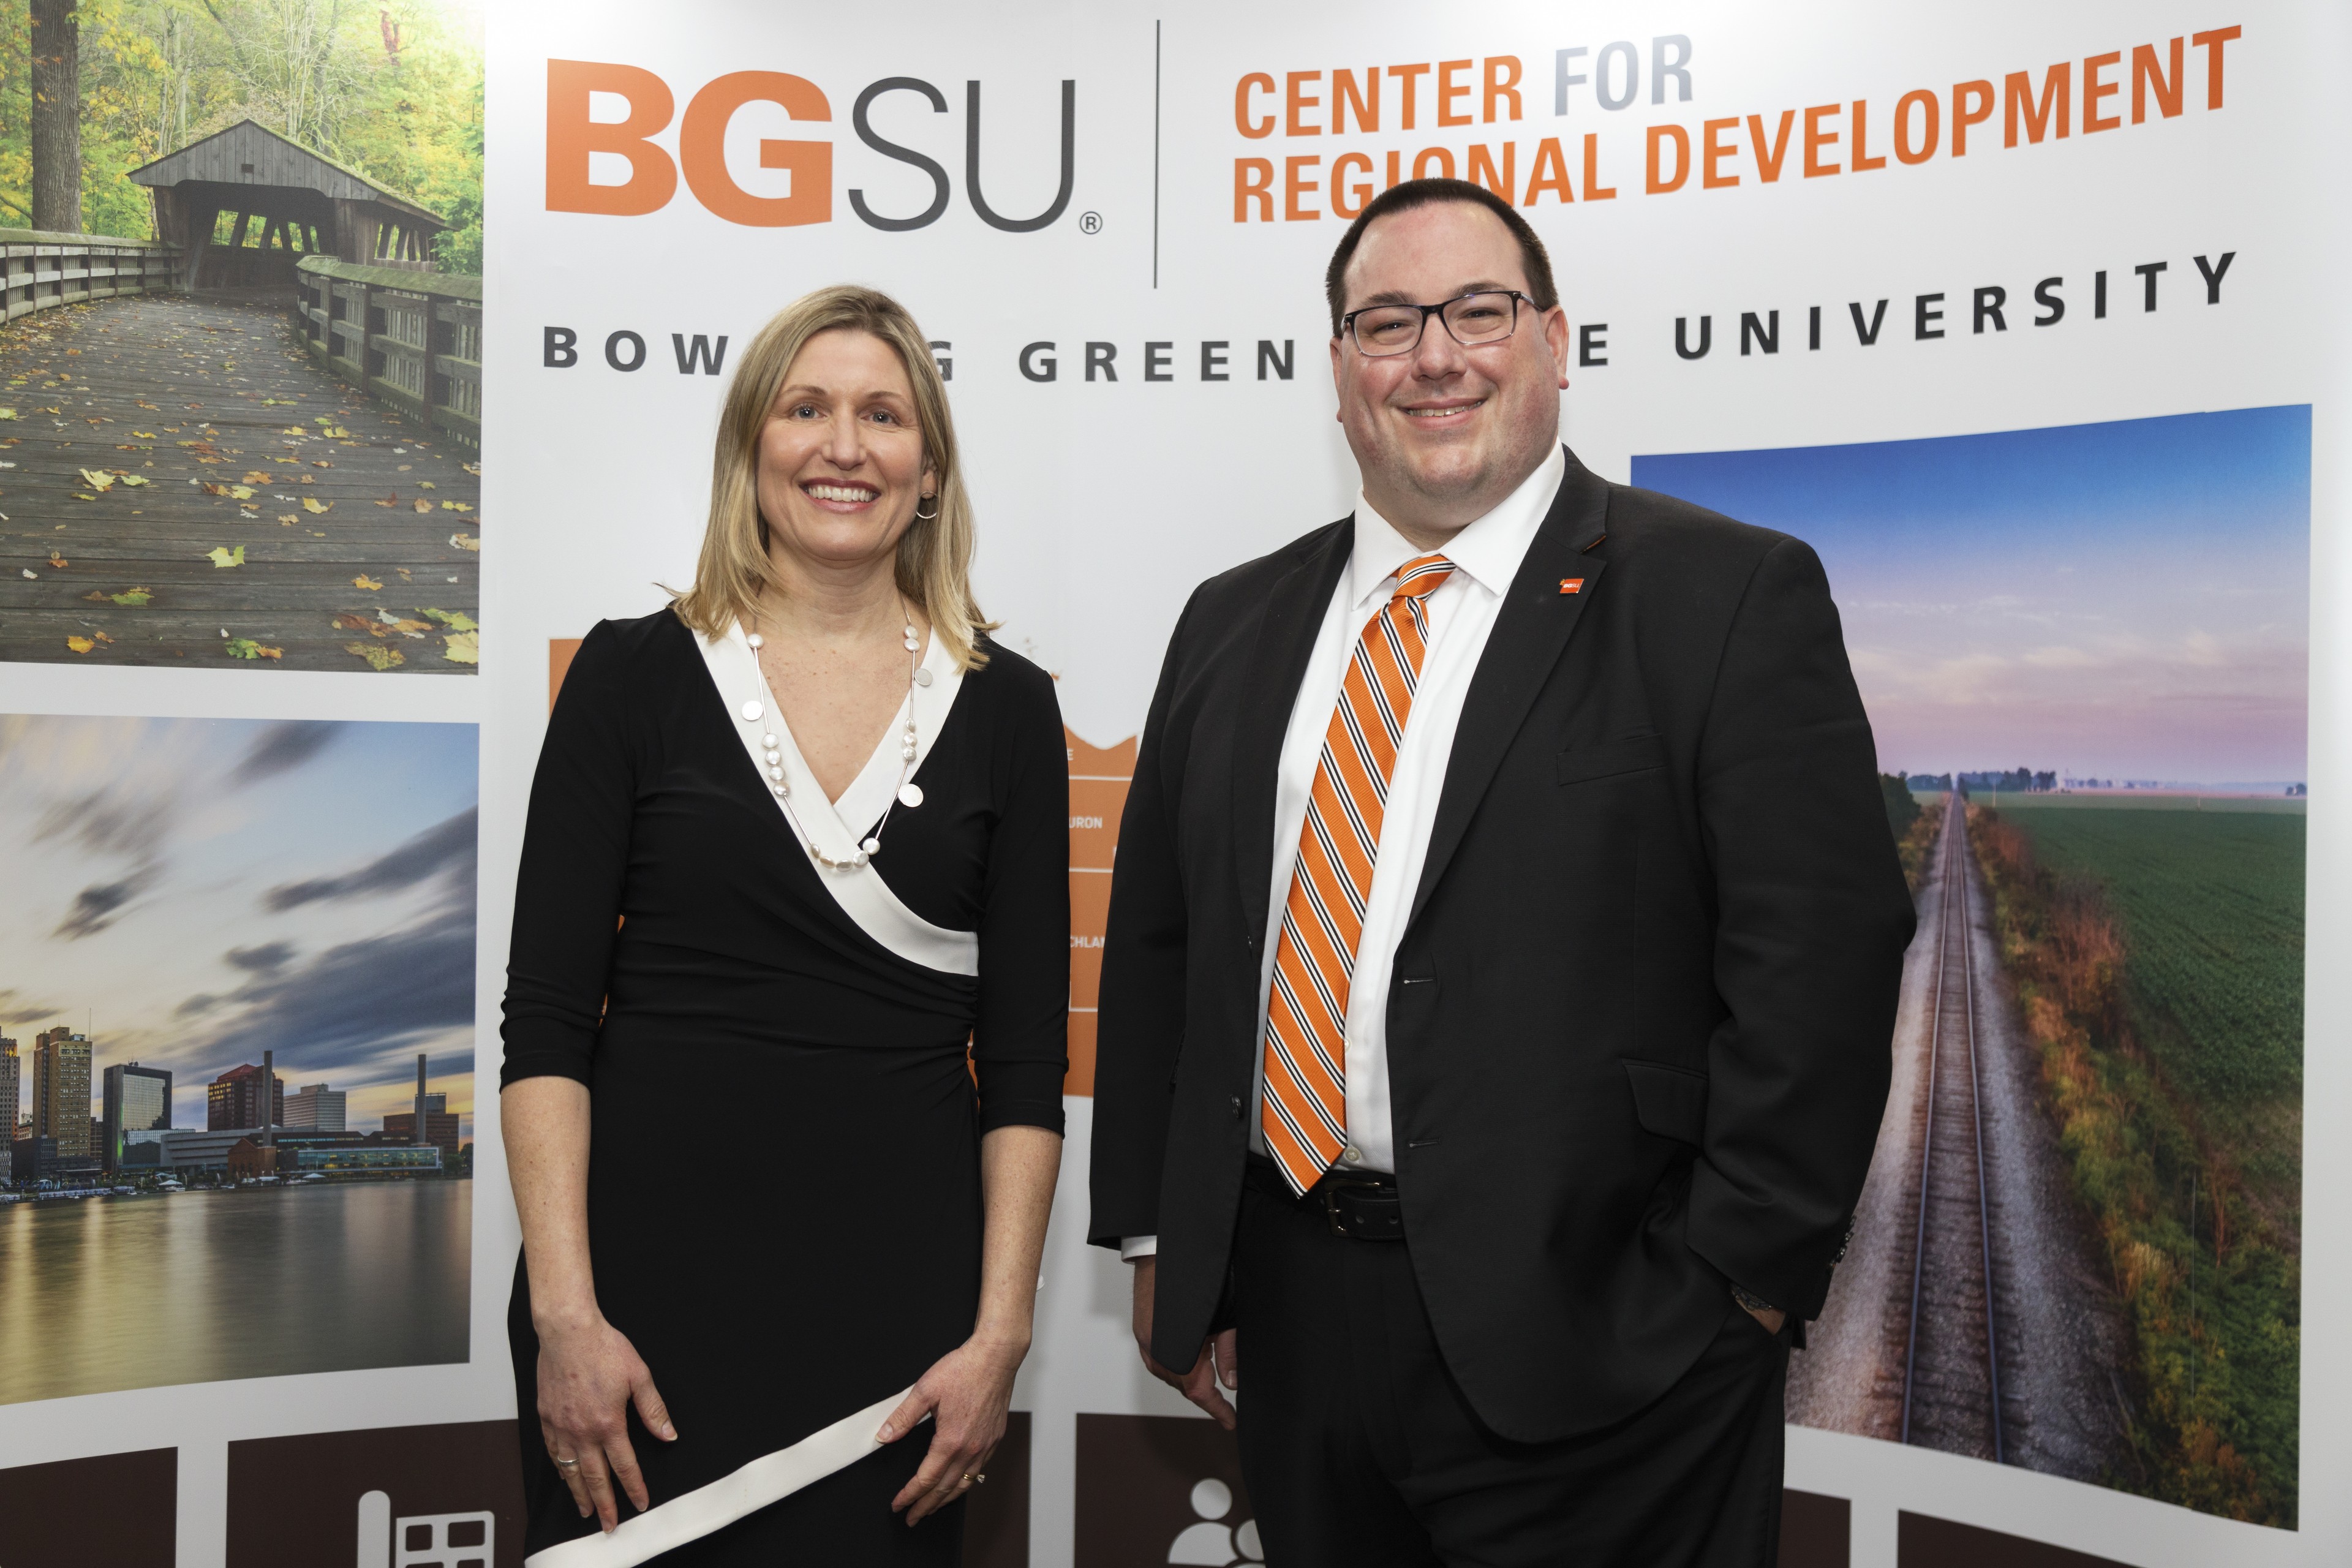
[547,60,1077,231]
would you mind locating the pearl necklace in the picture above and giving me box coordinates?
[741,606,929,871]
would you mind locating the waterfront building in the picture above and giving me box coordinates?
[146,1126,266,1173]
[8,1134,99,1185]
[382,1109,459,1164]
[32,1028,94,1158]
[282,1083,347,1132]
[0,1037,18,1149]
[225,1134,435,1178]
[207,1063,284,1131]
[101,1063,175,1170]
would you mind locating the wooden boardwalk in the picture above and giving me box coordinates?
[0,292,479,673]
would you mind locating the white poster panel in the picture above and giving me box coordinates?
[473,2,2351,1565]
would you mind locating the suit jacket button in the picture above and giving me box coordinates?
[1230,1096,1243,1120]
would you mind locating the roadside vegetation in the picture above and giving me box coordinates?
[1881,775,1942,894]
[1970,800,2302,1526]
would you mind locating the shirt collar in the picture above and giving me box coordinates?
[1347,444,1568,608]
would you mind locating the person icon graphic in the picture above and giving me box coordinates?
[1167,1478,1264,1566]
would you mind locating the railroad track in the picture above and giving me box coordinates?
[1899,794,2006,1461]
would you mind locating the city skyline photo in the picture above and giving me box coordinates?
[0,713,478,1405]
[1,714,477,1137]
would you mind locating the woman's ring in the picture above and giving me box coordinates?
[962,1472,985,1485]
[554,1455,581,1469]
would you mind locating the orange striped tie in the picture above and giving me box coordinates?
[1261,553,1456,1195]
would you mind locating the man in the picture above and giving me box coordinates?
[1088,177,1914,1565]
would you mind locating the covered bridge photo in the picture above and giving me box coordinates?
[129,119,449,292]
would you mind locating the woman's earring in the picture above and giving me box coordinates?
[913,493,941,521]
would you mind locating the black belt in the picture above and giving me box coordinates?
[1250,1155,1405,1241]
[1319,1175,1405,1241]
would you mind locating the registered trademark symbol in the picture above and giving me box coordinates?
[1079,211,1103,235]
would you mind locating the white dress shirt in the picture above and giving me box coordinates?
[1123,446,1566,1259]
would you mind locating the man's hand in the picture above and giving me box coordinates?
[1131,1256,1240,1430]
[1741,1303,1786,1336]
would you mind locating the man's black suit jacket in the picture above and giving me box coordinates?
[1087,448,1915,1444]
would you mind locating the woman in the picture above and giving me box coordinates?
[501,285,1067,1564]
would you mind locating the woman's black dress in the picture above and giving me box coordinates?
[502,609,1068,1563]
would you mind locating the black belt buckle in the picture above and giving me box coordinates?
[1321,1176,1404,1241]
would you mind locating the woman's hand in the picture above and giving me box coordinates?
[535,1312,678,1533]
[876,1332,1027,1525]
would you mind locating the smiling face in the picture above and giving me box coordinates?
[1329,201,1571,544]
[753,328,936,576]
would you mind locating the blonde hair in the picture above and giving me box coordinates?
[673,284,994,669]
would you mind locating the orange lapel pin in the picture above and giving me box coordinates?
[1559,578,1585,595]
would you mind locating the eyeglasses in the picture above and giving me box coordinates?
[1340,290,1535,357]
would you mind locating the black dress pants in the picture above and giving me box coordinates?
[1232,1162,1789,1568]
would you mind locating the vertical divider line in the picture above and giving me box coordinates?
[1153,19,1163,288]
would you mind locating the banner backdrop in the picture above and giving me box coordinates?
[8,2,2352,1565]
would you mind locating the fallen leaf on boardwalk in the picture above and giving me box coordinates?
[225,638,282,660]
[201,482,230,496]
[442,500,472,512]
[110,587,153,606]
[18,569,33,579]
[83,590,106,601]
[78,469,115,490]
[72,492,94,501]
[66,636,92,653]
[353,574,383,590]
[298,475,314,484]
[344,641,404,671]
[303,497,332,514]
[282,426,308,436]
[278,514,298,524]
[331,613,383,635]
[413,499,433,513]
[418,480,437,489]
[119,474,148,486]
[310,460,333,469]
[396,567,412,581]
[208,546,246,568]
[419,607,479,632]
[442,630,479,663]
[48,551,67,568]
[228,484,255,500]
[374,492,399,507]
[0,410,15,421]
[137,401,157,410]
[325,427,350,439]
[448,532,480,551]
[92,629,112,643]
[241,471,271,484]
[460,462,481,476]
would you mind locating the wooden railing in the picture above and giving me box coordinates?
[2,228,180,323]
[295,256,481,448]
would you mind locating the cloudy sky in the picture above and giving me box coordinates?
[1632,405,2310,786]
[0,717,478,1137]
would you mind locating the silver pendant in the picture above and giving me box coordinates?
[897,782,924,809]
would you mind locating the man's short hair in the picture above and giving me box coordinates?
[1324,178,1559,337]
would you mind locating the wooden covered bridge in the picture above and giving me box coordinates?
[129,119,449,292]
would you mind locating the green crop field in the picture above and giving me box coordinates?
[1979,797,2303,1522]
[1985,797,2305,1109]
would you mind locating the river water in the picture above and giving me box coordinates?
[0,1182,471,1405]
